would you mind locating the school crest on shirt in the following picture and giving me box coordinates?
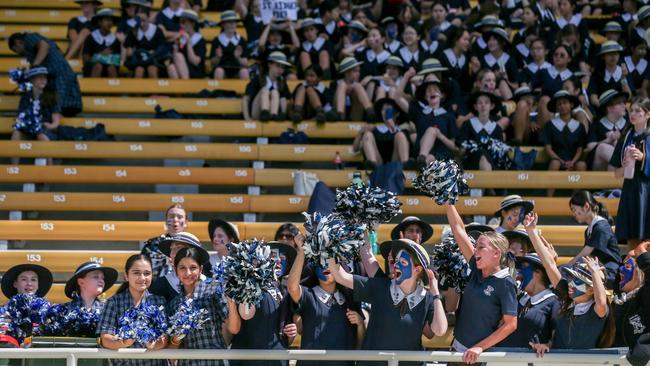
[629,314,646,335]
[483,285,495,297]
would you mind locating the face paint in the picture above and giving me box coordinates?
[519,264,534,291]
[315,266,328,282]
[619,258,635,289]
[568,277,588,298]
[387,24,397,39]
[394,249,413,285]
[271,249,288,278]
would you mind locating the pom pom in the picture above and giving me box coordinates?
[334,183,402,227]
[166,298,209,340]
[412,159,469,205]
[222,240,276,307]
[9,68,32,92]
[43,303,103,337]
[302,212,366,269]
[461,136,513,170]
[4,294,51,342]
[115,304,167,344]
[431,236,471,290]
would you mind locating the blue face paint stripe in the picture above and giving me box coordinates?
[395,250,414,285]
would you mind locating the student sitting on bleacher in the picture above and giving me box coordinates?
[257,20,300,79]
[624,32,650,99]
[588,42,632,110]
[82,9,122,78]
[586,89,629,171]
[329,57,376,122]
[117,0,148,39]
[298,18,333,80]
[242,51,291,121]
[210,10,249,80]
[11,67,61,166]
[123,4,168,78]
[171,10,207,79]
[65,0,100,60]
[291,64,328,124]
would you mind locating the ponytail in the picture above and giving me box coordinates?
[569,190,613,225]
[481,231,516,280]
[597,302,616,348]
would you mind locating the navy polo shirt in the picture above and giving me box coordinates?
[553,298,607,349]
[585,217,621,265]
[499,289,560,347]
[454,257,518,348]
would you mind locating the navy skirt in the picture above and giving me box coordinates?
[615,174,650,242]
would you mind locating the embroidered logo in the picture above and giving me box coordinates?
[483,285,495,297]
[629,314,646,335]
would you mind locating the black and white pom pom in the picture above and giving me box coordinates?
[334,184,403,227]
[222,240,276,307]
[412,159,469,205]
[431,236,471,290]
[303,212,366,269]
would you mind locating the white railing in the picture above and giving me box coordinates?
[0,348,633,366]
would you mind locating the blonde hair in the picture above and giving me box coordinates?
[480,231,516,279]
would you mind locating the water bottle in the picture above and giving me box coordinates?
[624,144,636,179]
[369,229,378,255]
[352,171,363,187]
[334,151,343,170]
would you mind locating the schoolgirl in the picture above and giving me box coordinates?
[330,239,447,366]
[141,204,188,280]
[229,242,298,366]
[116,0,146,37]
[339,21,369,59]
[298,18,332,80]
[444,203,518,364]
[494,195,535,234]
[373,56,406,101]
[511,5,541,66]
[397,24,424,71]
[587,41,632,109]
[586,89,629,170]
[555,24,593,75]
[208,218,240,268]
[440,27,472,93]
[531,44,574,125]
[274,223,300,248]
[470,15,503,57]
[291,64,328,124]
[123,5,168,78]
[457,91,505,171]
[11,67,60,166]
[511,86,540,146]
[567,190,621,288]
[330,57,375,122]
[155,0,183,40]
[257,21,300,65]
[633,6,650,45]
[503,229,534,257]
[242,51,291,122]
[524,213,614,354]
[53,262,118,337]
[170,10,207,79]
[479,27,519,101]
[380,17,402,55]
[518,38,551,86]
[553,0,589,41]
[65,0,100,59]
[354,28,390,81]
[287,236,365,366]
[317,0,342,47]
[166,247,241,366]
[419,17,444,61]
[611,98,650,248]
[210,10,249,80]
[82,8,121,77]
[456,69,506,128]
[624,32,650,98]
[601,21,624,44]
[98,254,168,364]
[236,0,264,51]
[542,91,588,195]
[353,98,410,169]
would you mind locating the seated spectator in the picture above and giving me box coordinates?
[318,0,343,47]
[330,57,375,122]
[155,0,183,42]
[588,41,632,109]
[518,38,550,86]
[210,10,249,80]
[374,56,406,101]
[419,17,444,60]
[340,21,369,59]
[65,0,100,60]
[82,8,121,78]
[553,0,589,42]
[123,5,168,78]
[258,21,300,79]
[601,21,625,44]
[586,90,628,171]
[354,27,390,99]
[470,15,503,57]
[291,64,328,124]
[397,24,424,70]
[532,44,575,126]
[440,27,472,94]
[380,17,402,54]
[625,32,650,98]
[117,0,146,39]
[242,52,291,121]
[235,0,264,56]
[511,5,541,67]
[479,27,518,101]
[171,10,207,79]
[298,18,333,80]
[511,86,540,145]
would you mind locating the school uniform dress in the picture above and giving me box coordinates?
[167,281,229,366]
[470,36,488,57]
[369,124,402,164]
[179,32,207,78]
[244,13,264,45]
[293,81,330,117]
[541,118,587,163]
[610,130,650,242]
[584,216,621,287]
[588,66,627,100]
[457,118,504,169]
[440,48,472,92]
[82,30,121,75]
[553,14,589,42]
[356,48,391,78]
[244,75,291,114]
[385,39,401,55]
[14,91,61,138]
[124,23,169,69]
[532,66,573,97]
[117,17,139,35]
[296,286,359,366]
[230,286,292,366]
[499,289,559,347]
[318,19,342,46]
[552,298,607,349]
[480,52,519,85]
[419,39,443,60]
[300,37,331,68]
[512,42,533,68]
[22,33,82,115]
[67,15,92,37]
[519,61,551,85]
[453,257,518,351]
[409,101,457,160]
[624,56,650,92]
[352,276,436,366]
[587,117,627,167]
[397,46,425,71]
[155,7,182,33]
[210,32,248,78]
[97,290,168,366]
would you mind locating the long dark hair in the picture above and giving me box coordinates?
[174,247,204,295]
[619,97,650,145]
[569,190,614,225]
[116,254,152,294]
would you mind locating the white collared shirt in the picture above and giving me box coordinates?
[302,37,325,52]
[390,281,427,310]
[366,48,390,63]
[162,6,184,19]
[573,299,595,315]
[587,215,607,237]
[519,288,557,306]
[547,66,572,81]
[551,118,581,133]
[77,15,88,23]
[313,286,346,306]
[556,13,582,29]
[91,29,117,47]
[625,56,648,76]
[516,43,530,58]
[444,48,466,69]
[599,116,626,131]
[604,66,623,83]
[137,23,158,41]
[476,36,487,49]
[219,32,241,47]
[386,39,401,53]
[527,61,551,73]
[399,47,419,64]
[418,101,446,116]
[484,52,510,68]
[470,117,497,134]
[420,39,440,55]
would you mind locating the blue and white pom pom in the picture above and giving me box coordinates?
[222,240,276,307]
[9,68,32,92]
[334,184,403,227]
[431,236,471,290]
[412,159,469,205]
[166,298,209,340]
[43,303,103,337]
[115,304,167,344]
[4,294,51,341]
[462,136,513,170]
[303,212,366,269]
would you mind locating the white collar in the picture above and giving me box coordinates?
[556,13,582,28]
[137,23,157,41]
[366,48,390,63]
[91,29,116,46]
[313,286,346,306]
[573,299,595,315]
[587,215,607,236]
[420,39,439,54]
[302,37,325,52]
[477,36,487,49]
[551,118,580,133]
[492,267,511,279]
[390,281,427,310]
[527,61,551,73]
[622,13,633,22]
[516,43,530,58]
[625,56,648,75]
[470,117,497,134]
[303,81,326,93]
[162,6,184,19]
[325,20,336,34]
[77,15,88,23]
[127,18,137,27]
[399,47,419,63]
[438,21,451,31]
[386,39,401,53]
[418,101,446,116]
[599,116,627,131]
[188,32,203,46]
[219,32,241,47]
[604,66,623,83]
[444,48,466,68]
[547,66,572,80]
[253,15,263,23]
[484,52,510,67]
[265,75,279,90]
[519,288,557,306]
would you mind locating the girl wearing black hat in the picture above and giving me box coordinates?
[210,10,249,80]
[479,27,519,101]
[64,0,101,59]
[611,98,650,249]
[329,57,375,122]
[586,89,629,170]
[587,41,632,109]
[141,204,188,281]
[242,51,291,121]
[83,9,122,77]
[258,20,300,67]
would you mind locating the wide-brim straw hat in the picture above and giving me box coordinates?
[64,261,118,299]
[390,216,434,243]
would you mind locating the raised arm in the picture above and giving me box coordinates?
[358,230,380,278]
[583,256,608,318]
[523,212,562,287]
[444,203,474,262]
[287,233,305,304]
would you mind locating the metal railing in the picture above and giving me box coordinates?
[0,348,633,366]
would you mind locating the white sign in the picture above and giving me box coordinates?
[261,0,298,24]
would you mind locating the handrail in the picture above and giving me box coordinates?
[0,348,633,366]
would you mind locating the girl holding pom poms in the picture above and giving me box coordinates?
[97,254,168,366]
[166,247,241,366]
[287,234,365,366]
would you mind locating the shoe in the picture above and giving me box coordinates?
[315,108,326,124]
[292,106,303,124]
[325,111,342,122]
[259,110,271,122]
[416,155,427,171]
[274,112,286,122]
[364,160,378,170]
[365,107,376,122]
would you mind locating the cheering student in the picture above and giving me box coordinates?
[208,218,240,268]
[287,235,366,366]
[444,203,518,365]
[166,247,241,365]
[611,98,650,249]
[141,204,188,280]
[97,255,169,365]
[493,195,535,234]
